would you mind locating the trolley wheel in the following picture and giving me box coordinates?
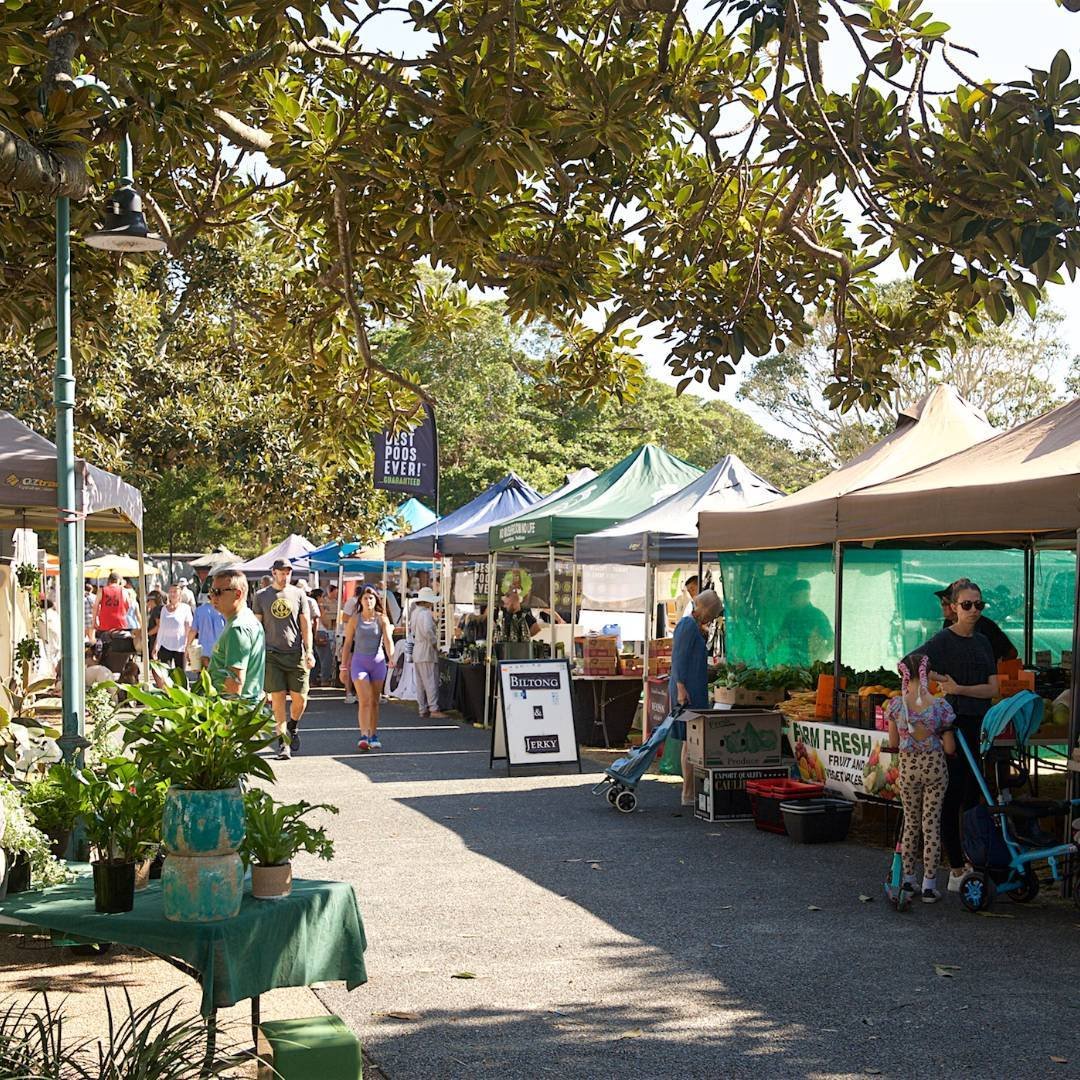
[959,871,995,913]
[1008,867,1040,903]
[895,887,913,913]
[615,790,637,814]
[606,786,619,806]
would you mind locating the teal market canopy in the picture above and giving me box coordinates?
[490,444,703,552]
[574,454,783,566]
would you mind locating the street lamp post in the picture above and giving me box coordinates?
[55,91,164,760]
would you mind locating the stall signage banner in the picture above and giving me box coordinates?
[786,720,899,803]
[494,659,581,771]
[372,404,438,499]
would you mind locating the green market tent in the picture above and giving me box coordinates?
[489,444,703,552]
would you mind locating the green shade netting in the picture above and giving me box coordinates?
[716,547,1075,671]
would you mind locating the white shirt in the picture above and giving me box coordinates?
[156,602,193,652]
[410,605,439,663]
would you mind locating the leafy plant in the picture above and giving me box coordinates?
[711,664,812,691]
[79,759,167,866]
[0,780,73,887]
[22,761,85,836]
[14,564,42,593]
[241,788,337,868]
[15,636,41,664]
[0,990,243,1079]
[0,678,61,779]
[120,670,276,791]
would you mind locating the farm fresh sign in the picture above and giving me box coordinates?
[787,721,898,803]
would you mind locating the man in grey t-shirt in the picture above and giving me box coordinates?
[253,559,313,760]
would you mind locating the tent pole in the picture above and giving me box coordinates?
[1024,537,1035,667]
[1066,529,1080,866]
[548,543,556,653]
[644,558,654,693]
[442,556,452,651]
[832,541,844,721]
[401,562,408,634]
[483,552,497,728]
[136,528,150,687]
[570,554,579,643]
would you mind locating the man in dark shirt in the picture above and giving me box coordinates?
[934,584,1017,662]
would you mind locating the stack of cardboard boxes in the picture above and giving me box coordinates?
[579,634,618,676]
[647,639,672,678]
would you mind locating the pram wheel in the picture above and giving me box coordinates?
[615,790,637,814]
[959,871,995,912]
[1007,868,1040,903]
[606,786,619,806]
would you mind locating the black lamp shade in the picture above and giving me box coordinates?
[85,182,167,253]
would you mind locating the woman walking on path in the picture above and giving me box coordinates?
[669,588,723,807]
[340,586,396,752]
[884,652,956,903]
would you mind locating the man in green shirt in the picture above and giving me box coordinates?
[208,569,265,705]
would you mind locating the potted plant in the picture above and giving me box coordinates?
[0,779,73,898]
[120,671,276,921]
[22,760,85,858]
[241,789,338,900]
[80,759,164,913]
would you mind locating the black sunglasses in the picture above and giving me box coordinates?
[209,586,238,597]
[957,599,986,611]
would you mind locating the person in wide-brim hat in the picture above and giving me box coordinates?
[411,587,445,719]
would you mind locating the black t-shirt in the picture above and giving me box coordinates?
[941,615,1016,663]
[499,608,536,636]
[922,628,996,719]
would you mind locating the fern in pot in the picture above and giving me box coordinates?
[241,789,338,900]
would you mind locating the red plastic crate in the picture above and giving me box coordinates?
[747,778,825,834]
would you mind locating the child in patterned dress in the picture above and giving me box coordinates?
[883,652,957,903]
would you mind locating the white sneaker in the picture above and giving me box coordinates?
[345,693,357,704]
[948,871,965,893]
[275,738,292,761]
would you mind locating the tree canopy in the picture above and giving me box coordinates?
[3,0,1080,434]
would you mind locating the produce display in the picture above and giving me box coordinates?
[792,734,827,783]
[862,743,900,801]
[710,663,812,692]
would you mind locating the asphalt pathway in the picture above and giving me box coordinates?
[277,690,1080,1080]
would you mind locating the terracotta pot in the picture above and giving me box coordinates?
[251,862,292,900]
[134,859,152,891]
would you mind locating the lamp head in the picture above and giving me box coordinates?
[84,181,167,253]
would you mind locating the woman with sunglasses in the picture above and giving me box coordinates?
[339,587,396,752]
[921,578,999,894]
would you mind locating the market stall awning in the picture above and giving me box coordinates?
[575,454,783,566]
[837,396,1080,543]
[387,498,436,534]
[296,539,432,573]
[490,444,703,551]
[236,533,315,574]
[0,410,143,531]
[697,386,994,552]
[386,472,544,560]
[190,546,241,571]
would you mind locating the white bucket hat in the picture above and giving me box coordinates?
[415,587,440,605]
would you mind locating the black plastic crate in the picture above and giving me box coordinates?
[780,797,854,843]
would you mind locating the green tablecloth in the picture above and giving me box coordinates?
[0,874,367,1016]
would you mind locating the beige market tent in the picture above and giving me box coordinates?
[838,397,1080,543]
[697,386,994,552]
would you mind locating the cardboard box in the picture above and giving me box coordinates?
[712,686,785,708]
[685,708,783,769]
[650,640,673,657]
[693,765,791,821]
[583,659,618,676]
[618,657,644,676]
[647,658,672,676]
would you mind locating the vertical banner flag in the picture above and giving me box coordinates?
[372,404,438,500]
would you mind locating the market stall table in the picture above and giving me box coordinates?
[572,674,643,748]
[0,872,367,1062]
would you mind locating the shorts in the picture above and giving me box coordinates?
[157,647,186,670]
[350,653,387,684]
[265,650,310,695]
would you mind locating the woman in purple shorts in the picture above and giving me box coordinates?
[340,587,396,752]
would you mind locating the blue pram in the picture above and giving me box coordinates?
[954,692,1080,912]
[591,706,684,814]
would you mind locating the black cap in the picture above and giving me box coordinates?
[934,586,950,600]
[271,558,292,571]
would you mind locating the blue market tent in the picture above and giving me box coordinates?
[390,498,437,533]
[296,499,437,573]
[384,472,543,560]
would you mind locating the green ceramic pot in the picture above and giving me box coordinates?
[162,852,244,922]
[162,787,245,856]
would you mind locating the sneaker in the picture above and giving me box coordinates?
[275,739,292,761]
[345,693,357,704]
[287,720,300,752]
[357,738,369,753]
[922,888,942,904]
[368,735,382,750]
[948,871,966,893]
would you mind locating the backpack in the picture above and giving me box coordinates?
[962,804,1011,869]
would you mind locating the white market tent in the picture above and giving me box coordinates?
[236,534,315,575]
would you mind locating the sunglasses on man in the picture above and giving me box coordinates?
[209,586,238,597]
[956,599,986,611]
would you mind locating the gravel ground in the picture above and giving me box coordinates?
[279,689,1080,1080]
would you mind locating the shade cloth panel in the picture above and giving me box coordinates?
[575,453,782,565]
[385,472,543,560]
[0,875,367,1016]
[697,386,992,552]
[490,445,702,551]
[0,410,144,531]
